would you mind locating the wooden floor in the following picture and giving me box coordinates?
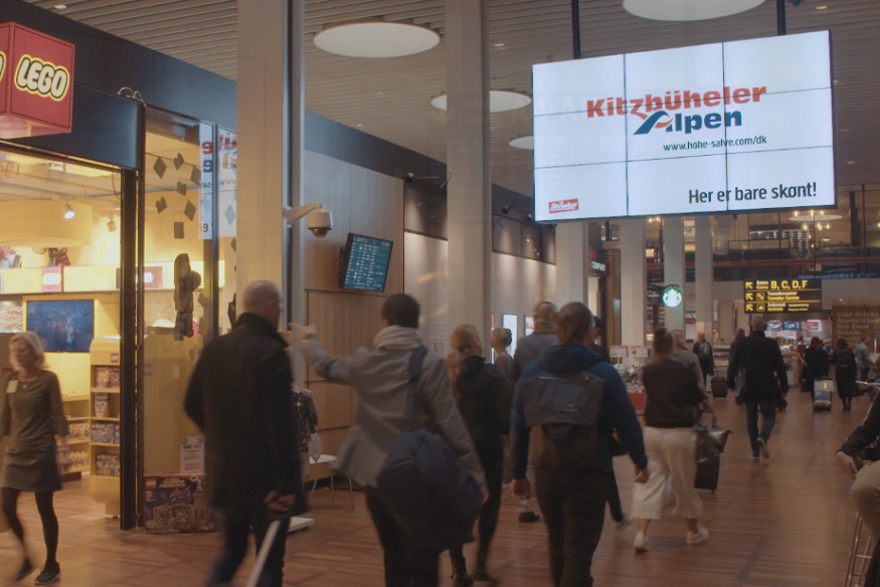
[0,387,869,586]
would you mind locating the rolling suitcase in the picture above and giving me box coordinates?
[813,378,834,412]
[711,376,728,399]
[694,453,720,493]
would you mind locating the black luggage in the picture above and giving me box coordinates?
[694,453,720,493]
[813,378,834,412]
[711,376,728,399]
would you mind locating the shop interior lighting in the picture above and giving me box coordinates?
[107,219,118,232]
[622,0,765,21]
[509,136,534,150]
[314,18,439,58]
[54,4,66,8]
[62,201,75,219]
[431,90,531,113]
[789,210,842,222]
[815,5,828,9]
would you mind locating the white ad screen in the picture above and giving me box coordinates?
[533,31,835,221]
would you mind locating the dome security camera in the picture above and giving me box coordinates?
[306,207,333,238]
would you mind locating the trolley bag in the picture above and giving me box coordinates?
[813,378,835,412]
[711,376,728,399]
[694,453,720,493]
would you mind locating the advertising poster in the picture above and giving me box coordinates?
[180,436,205,475]
[533,31,834,220]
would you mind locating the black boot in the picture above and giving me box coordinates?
[473,552,498,586]
[451,554,473,587]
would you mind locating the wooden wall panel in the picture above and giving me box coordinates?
[350,294,387,353]
[307,381,352,431]
[303,150,352,293]
[306,291,351,382]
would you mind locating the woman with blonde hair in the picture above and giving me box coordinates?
[446,325,513,587]
[1,332,68,585]
[633,328,708,553]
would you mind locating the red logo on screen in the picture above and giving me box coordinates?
[549,199,579,214]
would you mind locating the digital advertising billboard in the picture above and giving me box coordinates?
[533,31,835,221]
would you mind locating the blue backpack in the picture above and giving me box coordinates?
[375,347,483,553]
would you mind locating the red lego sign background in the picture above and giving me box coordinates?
[0,22,75,139]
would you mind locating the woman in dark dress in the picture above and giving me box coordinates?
[804,336,830,399]
[447,325,513,587]
[1,332,68,585]
[832,338,859,412]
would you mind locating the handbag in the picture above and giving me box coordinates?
[734,367,747,406]
[695,409,732,464]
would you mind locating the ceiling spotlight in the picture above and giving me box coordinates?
[816,5,828,9]
[62,201,75,219]
[502,205,512,214]
[848,160,857,164]
[431,90,531,113]
[509,136,534,150]
[356,123,364,127]
[54,4,67,8]
[793,211,799,217]
[314,18,440,58]
[494,43,505,47]
[107,219,118,232]
[623,0,765,21]
[802,223,809,230]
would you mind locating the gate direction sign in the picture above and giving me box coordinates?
[743,278,821,314]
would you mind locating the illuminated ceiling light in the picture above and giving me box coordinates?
[62,201,75,219]
[494,42,505,47]
[54,4,66,8]
[313,18,440,58]
[793,211,799,217]
[816,5,828,9]
[622,0,765,21]
[431,90,532,113]
[356,123,364,127]
[848,160,857,164]
[509,135,534,150]
[802,223,809,230]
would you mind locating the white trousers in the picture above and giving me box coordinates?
[632,427,703,521]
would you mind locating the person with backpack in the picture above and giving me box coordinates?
[296,294,486,587]
[510,302,648,587]
[446,325,513,587]
[692,332,715,387]
[832,338,858,412]
[632,329,709,553]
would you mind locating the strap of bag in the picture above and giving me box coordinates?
[404,346,429,417]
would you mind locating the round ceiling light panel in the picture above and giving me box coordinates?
[314,18,440,58]
[623,0,765,21]
[431,90,532,113]
[509,136,534,150]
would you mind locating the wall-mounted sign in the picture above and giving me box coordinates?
[685,311,696,325]
[41,266,62,293]
[661,285,683,308]
[524,316,535,337]
[743,278,821,313]
[832,307,880,354]
[610,345,628,358]
[0,23,75,139]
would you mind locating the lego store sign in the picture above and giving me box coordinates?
[0,23,75,139]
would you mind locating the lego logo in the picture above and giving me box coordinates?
[0,51,6,84]
[43,273,61,285]
[14,55,71,102]
[549,199,579,213]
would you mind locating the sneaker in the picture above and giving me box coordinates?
[519,511,541,524]
[8,559,34,586]
[687,526,710,545]
[750,451,760,460]
[758,438,770,459]
[34,563,60,586]
[634,532,650,553]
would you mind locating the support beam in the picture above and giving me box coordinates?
[556,222,592,309]
[663,216,685,333]
[620,218,647,357]
[695,215,714,341]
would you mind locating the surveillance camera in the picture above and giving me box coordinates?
[307,207,333,238]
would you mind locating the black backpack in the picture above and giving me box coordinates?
[518,369,605,470]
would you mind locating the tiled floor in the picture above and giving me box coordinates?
[0,386,869,586]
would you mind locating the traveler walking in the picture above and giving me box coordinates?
[297,294,486,587]
[832,338,858,412]
[692,332,715,387]
[632,329,709,554]
[446,325,513,587]
[490,327,516,383]
[673,329,706,395]
[185,281,302,587]
[510,302,648,587]
[731,329,747,358]
[0,332,68,585]
[804,336,830,399]
[726,316,789,460]
[837,394,880,541]
[512,301,558,524]
[857,337,872,383]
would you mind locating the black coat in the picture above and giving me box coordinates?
[726,331,789,402]
[185,313,303,511]
[455,356,513,465]
[693,341,715,377]
[805,346,830,381]
[832,348,859,399]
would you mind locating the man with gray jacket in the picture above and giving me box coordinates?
[296,293,486,587]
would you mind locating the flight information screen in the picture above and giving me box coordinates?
[340,234,393,292]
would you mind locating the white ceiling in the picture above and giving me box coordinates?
[34,0,880,198]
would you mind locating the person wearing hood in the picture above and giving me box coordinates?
[446,325,513,587]
[510,302,648,587]
[297,293,486,587]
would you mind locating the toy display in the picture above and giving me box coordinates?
[92,422,116,444]
[94,393,109,418]
[144,475,215,534]
[96,453,120,476]
[95,367,120,390]
[64,451,88,470]
[615,364,645,394]
[68,423,89,442]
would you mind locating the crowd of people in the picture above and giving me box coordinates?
[1,279,878,587]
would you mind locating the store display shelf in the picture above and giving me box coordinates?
[65,466,89,474]
[92,417,120,422]
[62,396,89,402]
[67,416,90,422]
[93,475,120,479]
[67,439,90,445]
[92,388,120,394]
[92,443,120,448]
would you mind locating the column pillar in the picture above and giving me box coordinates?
[695,215,714,340]
[663,216,686,333]
[715,214,733,253]
[555,222,592,307]
[620,218,647,356]
[446,0,492,344]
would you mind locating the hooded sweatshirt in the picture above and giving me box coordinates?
[510,345,648,477]
[455,355,513,464]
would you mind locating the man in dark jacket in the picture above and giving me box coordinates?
[692,332,715,387]
[185,281,301,587]
[510,303,648,587]
[726,316,788,461]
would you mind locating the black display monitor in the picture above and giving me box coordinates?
[26,300,95,352]
[338,233,393,292]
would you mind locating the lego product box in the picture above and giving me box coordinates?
[91,422,115,444]
[96,453,120,476]
[144,475,215,534]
